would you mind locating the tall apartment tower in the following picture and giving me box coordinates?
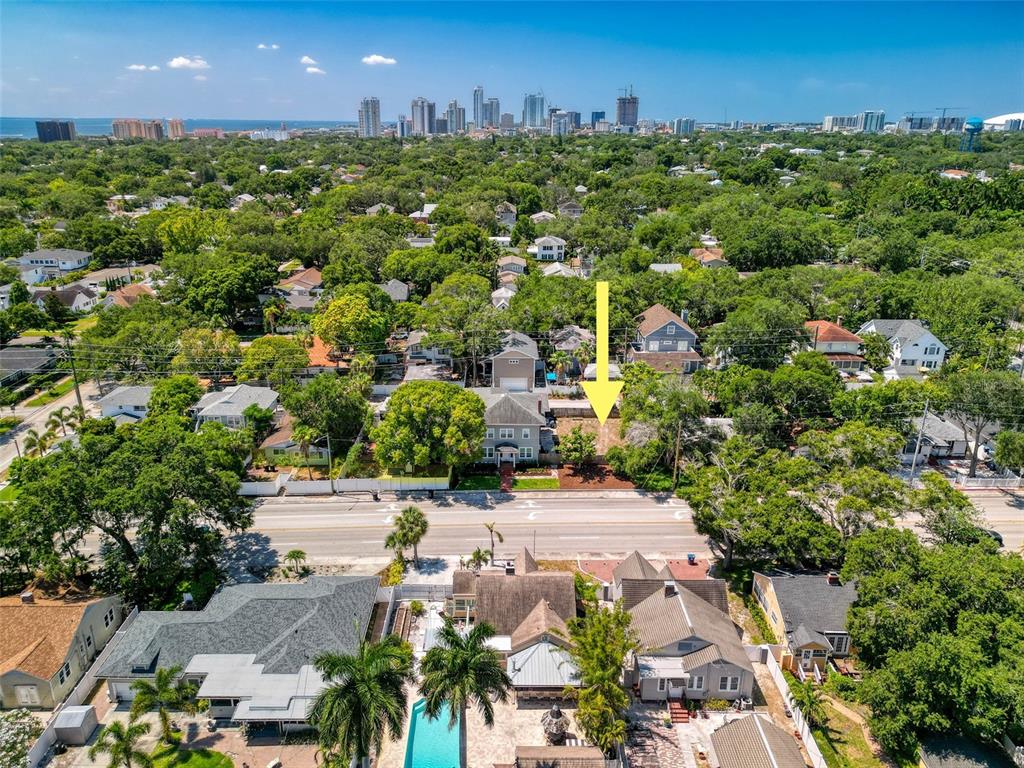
[522,93,546,128]
[857,110,885,133]
[35,120,76,143]
[112,118,144,139]
[616,88,639,127]
[484,98,500,128]
[672,117,695,135]
[142,120,165,140]
[590,111,606,128]
[410,97,436,136]
[446,100,466,133]
[358,97,382,137]
[473,86,485,128]
[397,114,410,138]
[167,118,186,140]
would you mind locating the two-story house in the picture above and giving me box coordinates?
[97,385,154,423]
[857,319,947,379]
[470,388,547,466]
[550,325,595,378]
[405,330,452,365]
[487,331,545,392]
[557,201,583,220]
[274,267,324,313]
[627,304,703,374]
[19,249,92,280]
[497,254,527,275]
[1,592,123,710]
[495,201,518,230]
[804,320,866,372]
[629,581,754,703]
[752,571,857,680]
[529,236,566,262]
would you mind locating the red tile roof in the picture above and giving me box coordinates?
[805,320,862,344]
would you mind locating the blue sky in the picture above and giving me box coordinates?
[2,1,1021,122]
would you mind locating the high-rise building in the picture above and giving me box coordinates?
[897,115,933,133]
[550,111,571,136]
[522,93,546,128]
[935,116,965,133]
[142,120,165,140]
[434,116,448,134]
[590,111,606,128]
[446,100,466,133]
[672,117,696,135]
[112,118,144,139]
[397,114,409,138]
[473,86,485,128]
[615,88,639,127]
[35,120,76,143]
[499,113,515,132]
[857,110,885,133]
[484,98,500,128]
[358,97,382,137]
[167,118,186,140]
[823,115,859,132]
[410,97,436,136]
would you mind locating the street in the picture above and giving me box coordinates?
[0,379,97,473]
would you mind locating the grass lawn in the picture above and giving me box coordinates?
[0,484,20,502]
[512,476,560,490]
[0,416,21,436]
[456,475,501,490]
[24,377,75,407]
[21,315,98,338]
[151,744,232,768]
[811,700,915,768]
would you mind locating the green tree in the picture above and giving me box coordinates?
[311,294,390,354]
[284,548,307,574]
[707,297,806,369]
[46,405,73,437]
[146,374,203,418]
[0,709,43,768]
[87,717,152,768]
[284,373,368,445]
[789,679,827,728]
[309,636,415,768]
[860,331,891,372]
[419,616,512,749]
[292,424,319,480]
[371,382,485,471]
[129,665,199,743]
[549,350,573,384]
[236,335,308,389]
[942,369,1024,476]
[911,470,982,545]
[560,426,597,465]
[171,328,241,386]
[21,427,56,458]
[483,522,503,566]
[993,429,1024,473]
[385,505,429,569]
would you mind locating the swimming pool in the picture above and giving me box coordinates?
[404,698,461,768]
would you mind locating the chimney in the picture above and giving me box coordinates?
[20,592,34,604]
[680,308,690,323]
[826,571,841,586]
[663,580,677,598]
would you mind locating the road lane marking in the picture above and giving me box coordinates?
[559,535,601,540]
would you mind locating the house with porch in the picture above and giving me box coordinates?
[752,571,857,681]
[627,304,703,374]
[470,387,547,466]
[628,580,753,703]
[259,413,330,467]
[804,320,866,372]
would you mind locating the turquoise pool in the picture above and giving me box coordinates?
[404,698,461,768]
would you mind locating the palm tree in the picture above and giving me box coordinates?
[350,352,376,379]
[483,522,503,566]
[419,616,512,756]
[263,298,286,334]
[575,341,594,378]
[292,425,319,480]
[129,665,199,743]
[67,404,87,431]
[309,635,415,768]
[388,506,429,569]
[467,547,491,572]
[47,405,72,436]
[22,428,56,458]
[284,548,307,574]
[88,718,152,768]
[790,678,828,728]
[549,350,573,384]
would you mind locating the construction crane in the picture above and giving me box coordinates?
[936,106,965,124]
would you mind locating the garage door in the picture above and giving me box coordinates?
[112,682,137,701]
[501,377,528,392]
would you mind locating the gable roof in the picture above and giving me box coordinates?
[194,384,278,418]
[516,547,539,575]
[471,389,547,426]
[636,303,695,337]
[0,596,106,680]
[510,599,569,652]
[98,385,154,408]
[857,319,942,348]
[550,325,595,352]
[97,576,378,679]
[497,254,527,268]
[378,279,410,302]
[535,235,566,246]
[762,572,858,639]
[451,570,575,636]
[108,283,156,308]
[507,642,580,688]
[614,551,672,582]
[711,715,807,768]
[276,267,322,291]
[805,320,862,344]
[689,247,727,265]
[33,286,97,307]
[496,330,539,359]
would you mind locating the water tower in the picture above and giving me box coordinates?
[960,117,983,152]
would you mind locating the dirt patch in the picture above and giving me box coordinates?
[555,417,625,454]
[537,559,579,573]
[558,464,637,489]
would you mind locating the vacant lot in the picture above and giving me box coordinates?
[555,416,625,455]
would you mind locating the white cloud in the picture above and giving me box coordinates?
[126,64,160,71]
[257,43,280,50]
[361,53,397,66]
[193,74,208,81]
[305,66,326,75]
[300,55,317,65]
[167,55,210,70]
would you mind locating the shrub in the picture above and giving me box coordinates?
[704,698,730,711]
[409,599,425,617]
[381,557,405,586]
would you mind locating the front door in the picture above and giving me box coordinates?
[800,649,813,670]
[668,682,685,699]
[15,685,40,706]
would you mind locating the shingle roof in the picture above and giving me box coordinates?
[33,286,97,307]
[451,571,575,636]
[763,573,857,638]
[857,319,937,347]
[496,331,539,359]
[550,325,595,352]
[711,715,807,768]
[24,248,91,261]
[277,267,322,292]
[805,320,862,344]
[516,547,539,575]
[510,600,569,652]
[194,385,278,417]
[497,255,526,267]
[636,304,695,337]
[614,551,671,582]
[0,597,105,680]
[98,385,153,408]
[378,279,410,302]
[473,390,547,426]
[97,576,378,679]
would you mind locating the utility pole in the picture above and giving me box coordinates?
[62,331,84,411]
[908,399,930,488]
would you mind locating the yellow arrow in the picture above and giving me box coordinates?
[581,281,623,424]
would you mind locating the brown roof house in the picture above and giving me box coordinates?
[609,551,726,612]
[804,320,866,372]
[689,247,729,268]
[627,304,703,374]
[711,715,808,768]
[104,282,156,309]
[629,581,753,703]
[448,548,580,701]
[1,592,122,710]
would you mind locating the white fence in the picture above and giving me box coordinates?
[763,648,828,768]
[238,472,290,496]
[238,473,450,496]
[954,472,1022,489]
[26,606,140,768]
[396,583,454,601]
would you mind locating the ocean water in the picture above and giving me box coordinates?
[0,116,356,138]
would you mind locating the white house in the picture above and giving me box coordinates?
[32,286,99,312]
[192,385,279,428]
[529,236,566,262]
[857,319,947,378]
[97,386,154,422]
[529,211,556,224]
[19,249,91,277]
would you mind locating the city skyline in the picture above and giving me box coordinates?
[2,2,1021,122]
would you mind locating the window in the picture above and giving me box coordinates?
[521,428,530,439]
[657,679,667,692]
[103,608,116,627]
[57,662,72,685]
[648,341,659,351]
[85,635,92,649]
[770,612,777,624]
[508,359,520,365]
[923,360,937,369]
[718,676,740,692]
[483,447,494,459]
[676,642,692,653]
[828,635,850,654]
[902,359,916,367]
[687,675,704,690]
[485,428,495,439]
[925,345,938,355]
[499,428,514,440]
[667,324,676,335]
[519,447,534,459]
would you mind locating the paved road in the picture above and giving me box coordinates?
[0,379,97,472]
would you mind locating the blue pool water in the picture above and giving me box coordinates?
[404,698,461,768]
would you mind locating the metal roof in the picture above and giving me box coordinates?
[507,642,580,688]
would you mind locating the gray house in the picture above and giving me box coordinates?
[550,325,595,377]
[97,385,153,423]
[857,319,947,379]
[470,388,547,466]
[97,576,379,726]
[192,385,279,429]
[495,201,518,230]
[488,331,545,392]
[629,581,753,703]
[627,304,703,374]
[405,330,452,365]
